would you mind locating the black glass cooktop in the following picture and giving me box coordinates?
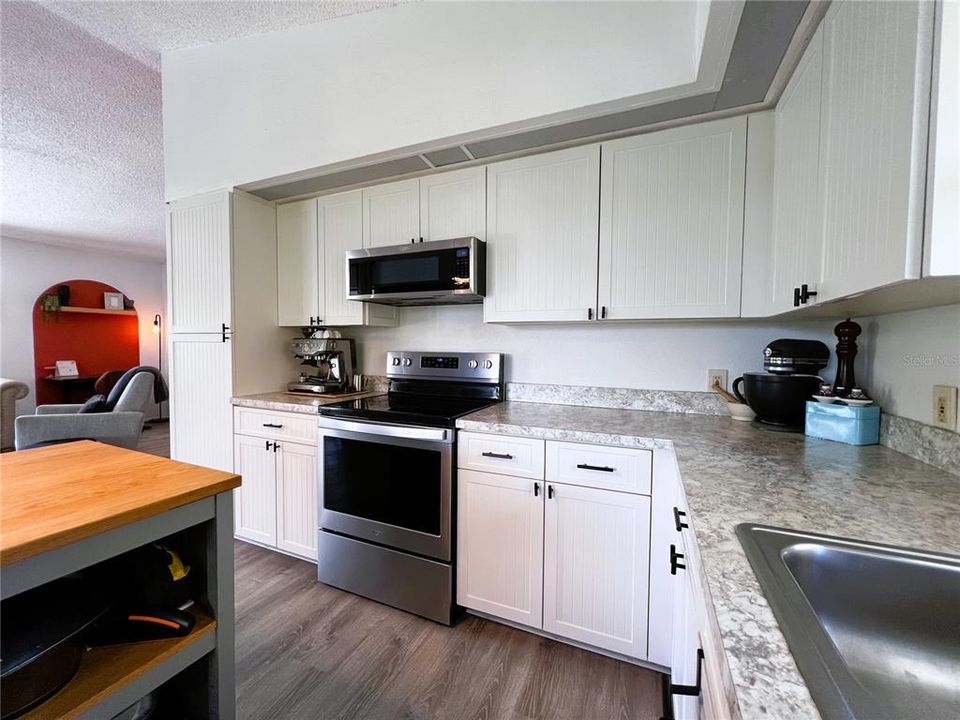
[319,393,499,428]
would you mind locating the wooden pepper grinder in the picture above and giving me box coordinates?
[832,317,861,398]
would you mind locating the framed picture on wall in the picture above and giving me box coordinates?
[104,292,124,310]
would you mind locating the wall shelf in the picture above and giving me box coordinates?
[59,306,138,316]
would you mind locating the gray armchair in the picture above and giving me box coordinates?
[1,378,30,452]
[15,372,154,451]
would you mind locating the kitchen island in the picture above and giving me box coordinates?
[457,402,960,720]
[0,440,240,719]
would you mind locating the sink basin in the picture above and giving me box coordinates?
[736,524,960,720]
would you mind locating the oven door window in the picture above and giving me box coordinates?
[323,436,441,535]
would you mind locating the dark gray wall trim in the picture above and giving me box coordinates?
[251,0,814,201]
[714,0,810,110]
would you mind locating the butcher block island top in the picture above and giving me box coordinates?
[0,440,240,565]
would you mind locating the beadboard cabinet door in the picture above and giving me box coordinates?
[817,0,933,300]
[457,470,544,628]
[277,198,320,326]
[167,191,232,334]
[363,178,420,248]
[770,28,824,314]
[419,167,486,241]
[168,334,233,473]
[598,118,745,319]
[319,190,365,327]
[484,145,601,323]
[233,434,278,547]
[276,440,318,560]
[543,482,651,658]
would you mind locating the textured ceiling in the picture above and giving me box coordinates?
[38,1,400,71]
[0,1,398,258]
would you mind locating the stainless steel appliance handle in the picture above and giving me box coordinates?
[318,416,451,442]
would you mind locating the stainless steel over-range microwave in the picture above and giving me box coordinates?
[345,237,486,307]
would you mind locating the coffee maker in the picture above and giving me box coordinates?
[287,335,357,395]
[732,339,830,431]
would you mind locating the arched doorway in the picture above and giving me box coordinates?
[32,279,140,405]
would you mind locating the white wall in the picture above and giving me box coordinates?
[162,1,703,200]
[859,304,960,431]
[350,305,840,391]
[0,236,167,417]
[351,303,960,430]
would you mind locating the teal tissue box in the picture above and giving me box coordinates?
[805,401,880,445]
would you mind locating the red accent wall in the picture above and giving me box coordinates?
[33,280,140,405]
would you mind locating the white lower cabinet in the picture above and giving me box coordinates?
[457,469,543,627]
[276,441,319,558]
[233,409,317,561]
[456,431,652,660]
[543,482,650,657]
[234,434,278,547]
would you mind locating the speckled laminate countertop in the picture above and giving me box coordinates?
[232,390,379,415]
[456,401,960,720]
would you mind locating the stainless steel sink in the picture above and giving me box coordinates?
[736,524,960,720]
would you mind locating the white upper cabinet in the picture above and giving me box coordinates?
[362,178,421,248]
[419,166,486,241]
[770,28,825,314]
[319,190,365,327]
[817,0,934,300]
[599,118,746,319]
[484,145,601,323]
[276,198,320,326]
[167,191,232,334]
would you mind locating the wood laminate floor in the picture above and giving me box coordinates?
[138,420,169,457]
[235,541,664,720]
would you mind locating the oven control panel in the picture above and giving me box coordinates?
[386,351,502,383]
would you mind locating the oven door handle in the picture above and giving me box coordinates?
[318,416,452,443]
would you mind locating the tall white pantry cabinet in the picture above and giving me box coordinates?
[166,189,291,473]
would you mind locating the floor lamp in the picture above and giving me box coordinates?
[152,313,166,422]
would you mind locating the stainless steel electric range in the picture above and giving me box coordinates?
[316,351,504,624]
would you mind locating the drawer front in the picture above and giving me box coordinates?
[458,431,545,479]
[545,441,652,494]
[234,407,317,445]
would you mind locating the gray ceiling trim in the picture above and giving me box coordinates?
[464,93,719,159]
[713,0,810,110]
[250,0,814,201]
[423,146,472,167]
[257,155,430,201]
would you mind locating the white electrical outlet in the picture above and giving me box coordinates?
[933,385,958,431]
[707,369,729,392]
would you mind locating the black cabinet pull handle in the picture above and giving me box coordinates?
[265,440,270,451]
[601,306,607,319]
[673,506,689,532]
[576,463,615,473]
[795,284,818,307]
[262,423,283,429]
[534,482,540,497]
[547,484,554,499]
[221,323,230,342]
[670,544,686,575]
[587,307,593,320]
[482,451,514,460]
[669,649,704,697]
[273,442,279,453]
